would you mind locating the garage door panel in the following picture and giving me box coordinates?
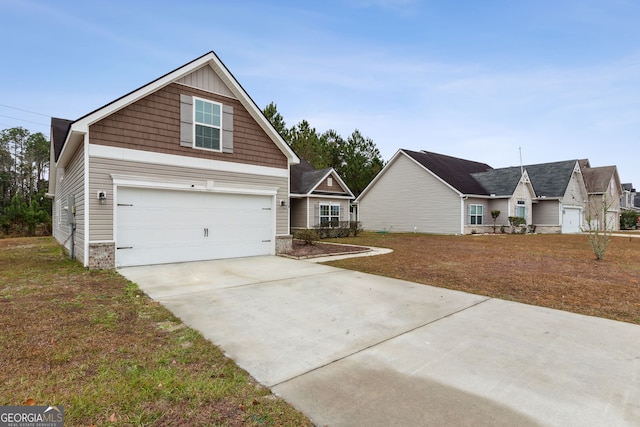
[116,187,274,267]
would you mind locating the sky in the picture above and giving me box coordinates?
[1,0,639,187]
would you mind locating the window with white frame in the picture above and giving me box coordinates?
[470,204,483,225]
[516,200,526,218]
[320,203,340,226]
[194,97,222,151]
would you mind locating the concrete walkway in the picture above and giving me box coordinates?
[120,256,640,426]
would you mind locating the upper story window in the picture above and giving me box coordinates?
[194,97,222,151]
[180,94,233,153]
[470,204,483,225]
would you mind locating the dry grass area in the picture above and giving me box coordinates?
[0,237,311,427]
[326,232,640,325]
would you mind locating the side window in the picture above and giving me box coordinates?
[470,204,483,225]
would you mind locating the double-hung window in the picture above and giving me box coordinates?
[470,204,483,225]
[194,97,222,151]
[320,204,340,227]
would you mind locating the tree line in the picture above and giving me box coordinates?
[0,127,51,236]
[263,103,385,196]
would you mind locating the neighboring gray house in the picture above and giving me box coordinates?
[355,149,589,235]
[580,160,623,231]
[48,52,299,269]
[290,158,354,230]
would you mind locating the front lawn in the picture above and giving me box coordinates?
[326,233,640,324]
[0,237,312,426]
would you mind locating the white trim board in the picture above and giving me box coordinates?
[90,144,289,178]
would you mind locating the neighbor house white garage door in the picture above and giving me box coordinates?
[116,187,274,267]
[562,207,582,233]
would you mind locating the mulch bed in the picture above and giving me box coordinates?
[284,239,371,259]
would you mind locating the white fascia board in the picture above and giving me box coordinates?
[111,174,278,196]
[57,130,85,169]
[66,52,299,166]
[90,144,288,178]
[206,56,299,166]
[308,169,354,198]
[303,194,354,200]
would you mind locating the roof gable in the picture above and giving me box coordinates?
[583,165,619,194]
[290,158,353,197]
[522,160,578,198]
[55,51,298,168]
[176,65,235,98]
[403,149,492,195]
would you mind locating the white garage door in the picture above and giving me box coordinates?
[116,187,274,267]
[562,207,582,233]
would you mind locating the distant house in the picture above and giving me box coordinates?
[355,149,589,235]
[48,52,299,269]
[580,160,623,231]
[290,158,354,230]
[621,183,638,212]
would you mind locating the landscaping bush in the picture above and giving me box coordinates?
[294,228,320,245]
[620,210,639,229]
[508,216,527,234]
[349,220,363,237]
[316,221,351,239]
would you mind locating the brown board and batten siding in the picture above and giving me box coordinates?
[315,174,348,194]
[88,83,288,169]
[53,143,86,263]
[358,153,461,234]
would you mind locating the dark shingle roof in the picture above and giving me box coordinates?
[403,149,492,195]
[583,165,616,193]
[523,160,578,198]
[290,158,333,195]
[622,183,635,192]
[51,117,74,162]
[471,167,522,196]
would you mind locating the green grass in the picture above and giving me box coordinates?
[0,237,311,426]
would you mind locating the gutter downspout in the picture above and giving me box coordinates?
[461,195,468,235]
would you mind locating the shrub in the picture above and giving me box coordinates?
[349,221,363,237]
[620,210,639,229]
[294,228,319,245]
[316,221,351,239]
[508,216,526,234]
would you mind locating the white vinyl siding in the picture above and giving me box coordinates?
[357,154,461,234]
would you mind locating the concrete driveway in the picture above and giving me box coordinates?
[120,256,640,426]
